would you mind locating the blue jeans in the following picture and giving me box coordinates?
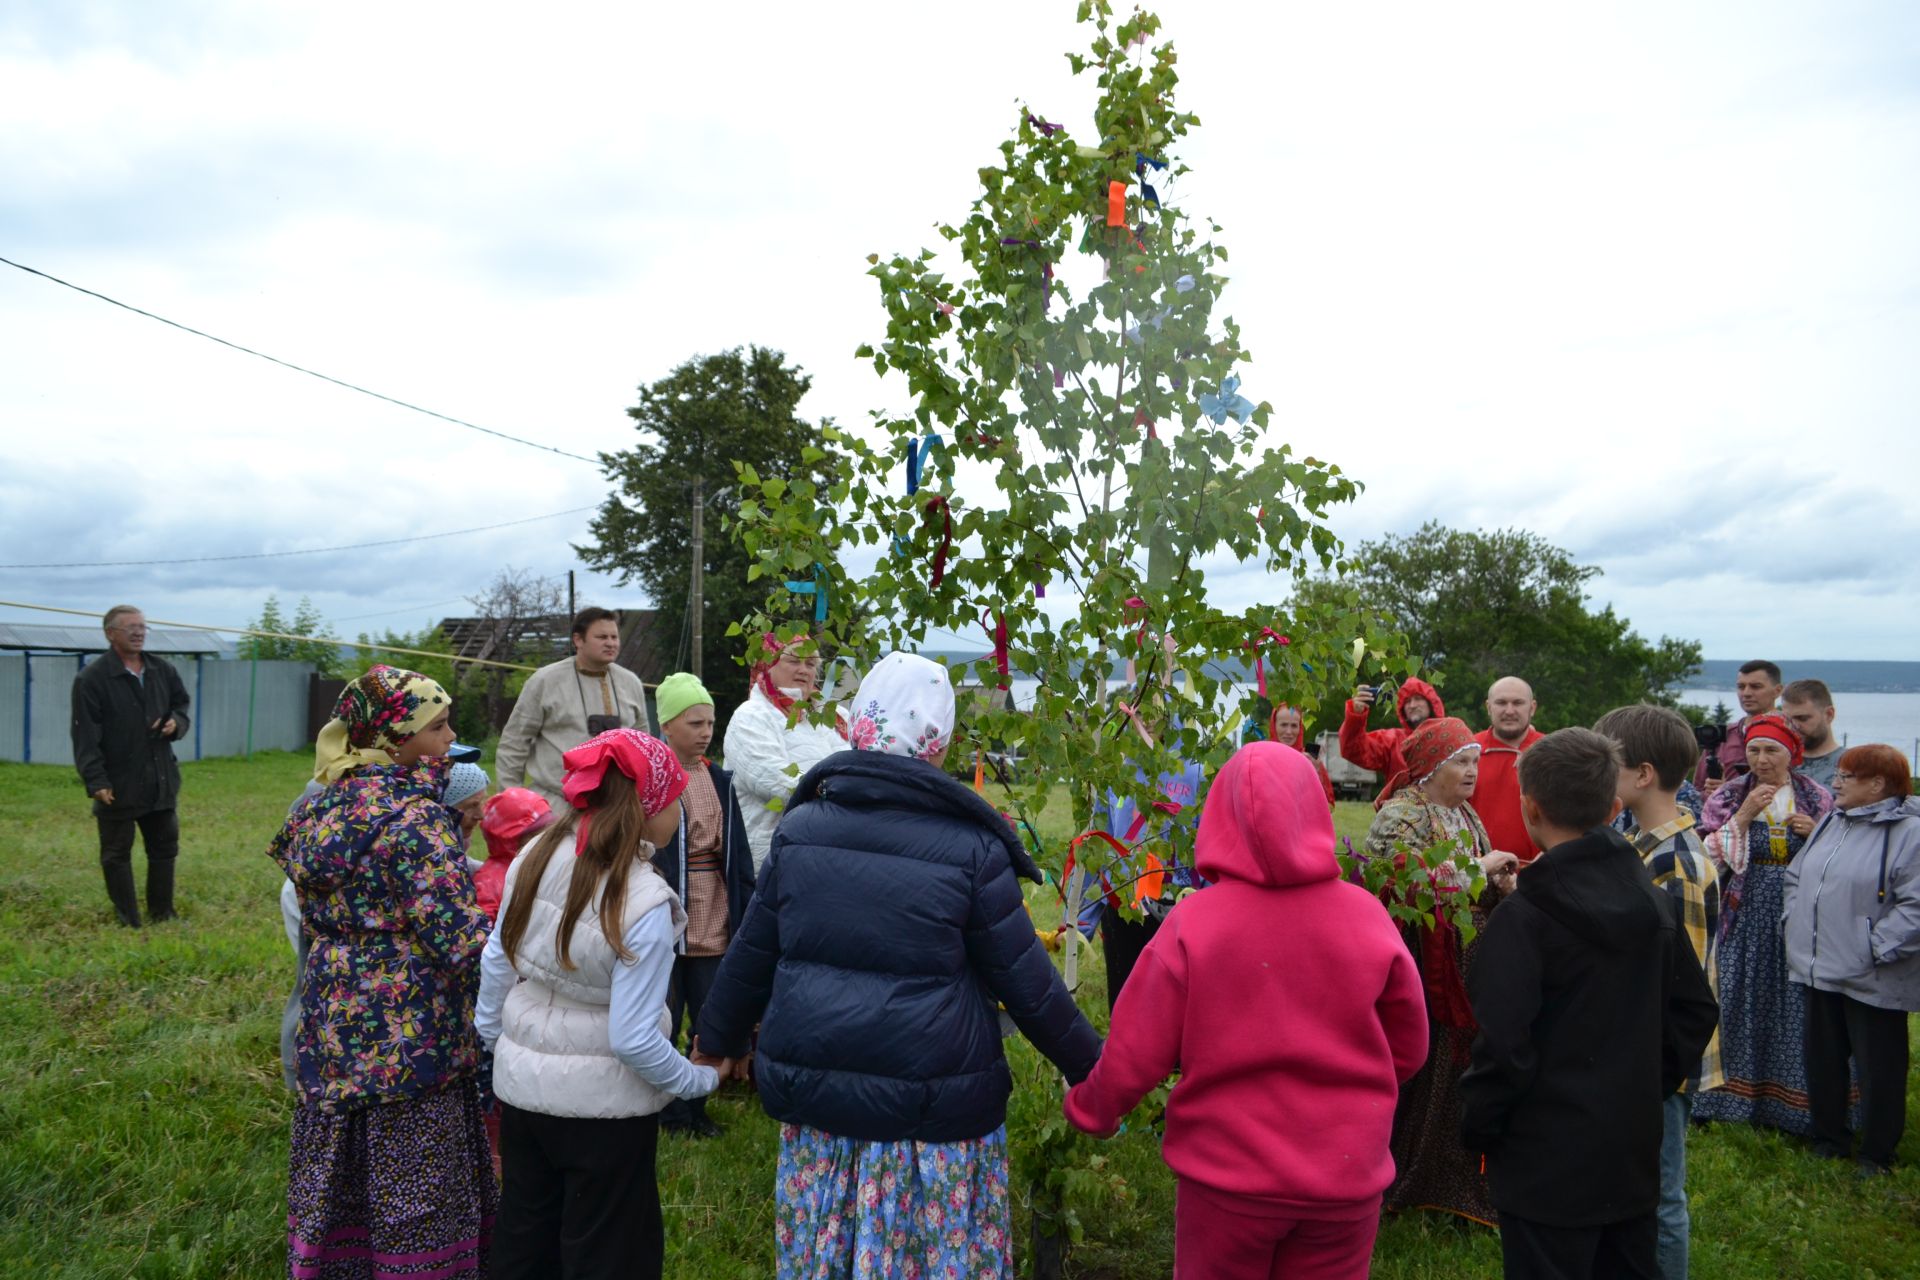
[1657,1092,1691,1280]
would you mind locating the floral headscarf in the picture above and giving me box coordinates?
[845,652,955,762]
[1406,716,1481,786]
[313,665,452,783]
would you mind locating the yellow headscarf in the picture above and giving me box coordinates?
[313,665,453,783]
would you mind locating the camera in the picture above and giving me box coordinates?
[1693,723,1726,753]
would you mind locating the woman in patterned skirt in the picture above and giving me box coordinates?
[695,652,1101,1278]
[1695,714,1835,1134]
[1363,716,1520,1227]
[271,666,497,1279]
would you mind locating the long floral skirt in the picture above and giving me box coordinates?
[1693,862,1833,1136]
[774,1122,1012,1280]
[287,1082,498,1279]
[1386,1024,1497,1226]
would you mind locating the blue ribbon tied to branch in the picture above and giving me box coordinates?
[894,433,942,559]
[1199,374,1256,425]
[1136,152,1167,207]
[784,563,829,623]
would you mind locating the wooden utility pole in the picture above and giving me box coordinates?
[690,475,705,679]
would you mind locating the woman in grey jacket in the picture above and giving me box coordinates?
[1782,744,1920,1173]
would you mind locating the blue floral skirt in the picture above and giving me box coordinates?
[1694,861,1824,1135]
[774,1123,1012,1280]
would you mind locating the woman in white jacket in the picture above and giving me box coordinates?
[721,634,843,873]
[476,727,723,1280]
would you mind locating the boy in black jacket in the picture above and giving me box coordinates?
[1461,728,1718,1280]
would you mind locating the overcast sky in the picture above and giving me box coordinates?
[3,1,1916,666]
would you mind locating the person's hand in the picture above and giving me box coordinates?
[92,787,115,806]
[159,717,177,738]
[1351,685,1376,709]
[691,1038,748,1082]
[1787,812,1816,838]
[1479,851,1520,894]
[1737,784,1778,821]
[1702,777,1724,796]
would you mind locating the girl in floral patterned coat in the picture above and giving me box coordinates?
[270,666,497,1280]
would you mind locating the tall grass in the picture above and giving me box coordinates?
[1,753,1915,1277]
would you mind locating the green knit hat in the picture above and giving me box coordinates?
[655,672,714,727]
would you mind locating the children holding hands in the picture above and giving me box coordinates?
[1064,741,1429,1280]
[476,727,722,1280]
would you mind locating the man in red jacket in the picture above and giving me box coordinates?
[1064,742,1429,1279]
[1339,676,1445,805]
[1474,676,1546,861]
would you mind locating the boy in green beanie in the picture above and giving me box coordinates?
[650,672,757,1137]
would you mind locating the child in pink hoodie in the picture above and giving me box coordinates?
[1065,741,1430,1279]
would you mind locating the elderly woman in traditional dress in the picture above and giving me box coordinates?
[1694,713,1834,1135]
[1363,716,1518,1227]
[270,666,496,1279]
[722,633,843,874]
[696,652,1101,1279]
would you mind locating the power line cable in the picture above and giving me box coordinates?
[0,506,599,569]
[0,254,602,465]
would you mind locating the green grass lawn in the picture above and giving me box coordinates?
[2,752,1917,1277]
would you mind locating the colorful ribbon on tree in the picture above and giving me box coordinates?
[924,495,952,587]
[1065,830,1166,910]
[1135,152,1167,206]
[983,610,1009,690]
[784,564,828,623]
[1246,627,1291,699]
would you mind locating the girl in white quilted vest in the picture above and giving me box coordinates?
[476,727,721,1280]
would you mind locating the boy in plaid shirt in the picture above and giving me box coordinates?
[1595,706,1722,1280]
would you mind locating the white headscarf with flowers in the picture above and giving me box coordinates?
[846,652,955,762]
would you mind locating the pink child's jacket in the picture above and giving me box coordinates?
[1064,741,1430,1213]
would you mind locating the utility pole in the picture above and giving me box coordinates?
[690,475,705,679]
[567,570,575,620]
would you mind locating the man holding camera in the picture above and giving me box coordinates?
[1692,660,1783,795]
[71,604,192,927]
[496,606,655,806]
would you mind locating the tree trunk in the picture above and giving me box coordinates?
[1029,1213,1068,1280]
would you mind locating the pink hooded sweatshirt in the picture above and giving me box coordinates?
[1064,742,1429,1213]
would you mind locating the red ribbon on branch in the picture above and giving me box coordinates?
[924,496,953,588]
[1066,830,1167,910]
[1246,627,1291,699]
[1124,800,1184,843]
[1132,408,1157,440]
[983,610,1009,690]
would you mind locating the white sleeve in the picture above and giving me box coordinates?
[494,668,546,790]
[725,700,799,805]
[609,906,720,1098]
[279,879,302,955]
[475,924,514,1051]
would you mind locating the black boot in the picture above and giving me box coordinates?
[687,1094,723,1140]
[659,1097,692,1133]
[104,863,142,928]
[146,858,177,923]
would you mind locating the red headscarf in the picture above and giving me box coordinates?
[561,728,689,853]
[752,632,799,715]
[1744,713,1804,768]
[1404,716,1480,786]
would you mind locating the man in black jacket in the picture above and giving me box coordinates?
[1461,728,1718,1280]
[70,605,192,926]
